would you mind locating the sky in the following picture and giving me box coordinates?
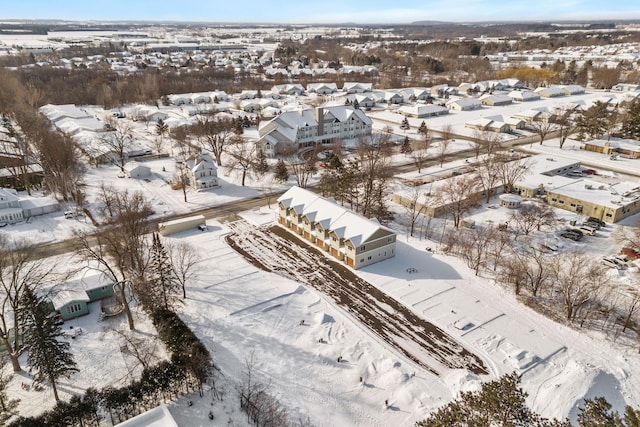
[3,0,640,24]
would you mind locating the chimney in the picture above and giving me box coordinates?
[315,107,324,136]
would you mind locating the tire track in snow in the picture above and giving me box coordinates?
[225,221,488,376]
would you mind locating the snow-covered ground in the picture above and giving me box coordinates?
[156,205,640,426]
[3,96,640,425]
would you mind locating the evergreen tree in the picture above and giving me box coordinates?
[622,99,640,139]
[577,397,623,426]
[155,119,168,138]
[234,117,244,135]
[148,233,180,311]
[400,136,413,154]
[254,149,269,177]
[274,159,289,183]
[415,372,571,427]
[21,286,78,402]
[400,117,410,130]
[353,99,360,109]
[418,121,427,135]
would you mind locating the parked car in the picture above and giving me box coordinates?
[602,257,622,269]
[0,222,7,228]
[583,221,601,230]
[612,255,631,267]
[569,228,584,236]
[621,247,640,260]
[578,226,597,236]
[560,231,582,241]
[587,217,606,227]
[583,169,597,175]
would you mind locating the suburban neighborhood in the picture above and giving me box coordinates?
[2,12,640,427]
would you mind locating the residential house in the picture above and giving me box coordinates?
[240,99,260,112]
[125,161,151,178]
[508,90,541,102]
[400,87,431,102]
[307,82,338,94]
[398,104,449,118]
[257,106,372,157]
[559,85,585,95]
[445,98,482,111]
[479,94,513,107]
[0,188,23,224]
[534,86,566,98]
[271,84,305,96]
[277,186,396,269]
[431,84,458,98]
[343,94,376,109]
[52,290,90,321]
[512,109,542,123]
[465,118,494,131]
[342,82,373,93]
[612,83,640,92]
[186,153,219,189]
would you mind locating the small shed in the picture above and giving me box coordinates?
[125,161,151,178]
[499,194,523,208]
[52,290,91,321]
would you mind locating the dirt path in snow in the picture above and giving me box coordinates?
[225,220,488,376]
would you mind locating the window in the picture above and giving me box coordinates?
[360,259,364,263]
[67,303,82,314]
[360,246,366,251]
[367,256,371,260]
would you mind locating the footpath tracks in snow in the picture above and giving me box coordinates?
[225,220,488,376]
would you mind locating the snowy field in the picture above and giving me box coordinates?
[157,204,640,426]
[2,96,640,425]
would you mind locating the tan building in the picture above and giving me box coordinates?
[583,138,640,159]
[513,154,640,223]
[277,186,396,269]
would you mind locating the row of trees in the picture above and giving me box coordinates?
[416,372,640,426]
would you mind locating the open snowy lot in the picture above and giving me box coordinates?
[147,203,640,426]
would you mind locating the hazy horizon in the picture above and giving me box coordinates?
[3,0,640,25]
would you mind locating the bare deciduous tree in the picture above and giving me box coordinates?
[102,118,136,172]
[434,175,481,228]
[551,251,607,322]
[284,145,318,189]
[529,117,556,146]
[166,241,200,300]
[226,135,256,187]
[508,203,556,240]
[401,186,429,237]
[437,124,453,167]
[496,154,531,194]
[191,115,235,166]
[456,225,496,276]
[0,236,54,372]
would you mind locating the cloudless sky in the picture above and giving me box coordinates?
[3,0,640,24]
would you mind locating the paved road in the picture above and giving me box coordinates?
[31,137,539,260]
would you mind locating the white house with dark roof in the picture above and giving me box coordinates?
[257,106,372,157]
[277,186,396,269]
